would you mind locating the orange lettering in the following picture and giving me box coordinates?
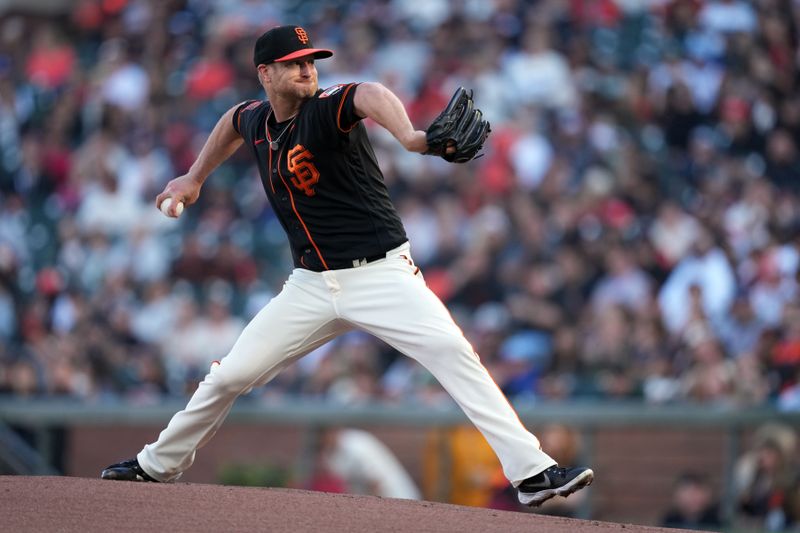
[287,145,320,196]
[295,27,309,44]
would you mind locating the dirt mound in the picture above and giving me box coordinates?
[1,476,700,532]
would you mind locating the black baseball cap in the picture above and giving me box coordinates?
[253,25,333,66]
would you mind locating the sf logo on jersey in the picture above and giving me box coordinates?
[288,145,320,196]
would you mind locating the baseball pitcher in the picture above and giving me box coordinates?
[101,25,593,507]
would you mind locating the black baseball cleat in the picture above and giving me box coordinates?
[517,465,594,507]
[101,458,159,482]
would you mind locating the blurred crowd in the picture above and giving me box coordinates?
[0,0,798,408]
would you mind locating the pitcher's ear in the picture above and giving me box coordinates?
[257,64,271,84]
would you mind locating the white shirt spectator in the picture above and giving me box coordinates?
[778,384,800,411]
[391,0,450,31]
[592,266,653,314]
[648,58,724,114]
[51,292,81,334]
[591,245,653,314]
[748,246,799,326]
[750,276,797,327]
[372,38,430,96]
[77,179,144,237]
[324,428,421,500]
[503,29,577,110]
[126,226,172,283]
[173,301,246,371]
[659,244,737,334]
[131,283,180,344]
[118,144,174,201]
[724,185,771,259]
[102,62,150,113]
[679,59,725,114]
[699,1,758,34]
[509,130,554,191]
[79,234,132,292]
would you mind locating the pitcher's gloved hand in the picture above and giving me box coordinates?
[424,87,491,163]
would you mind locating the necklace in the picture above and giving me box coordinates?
[266,110,297,151]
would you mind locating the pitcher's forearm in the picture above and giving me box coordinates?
[187,106,245,184]
[353,82,427,153]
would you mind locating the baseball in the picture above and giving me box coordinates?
[160,197,184,217]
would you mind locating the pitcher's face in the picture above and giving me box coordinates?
[260,56,318,100]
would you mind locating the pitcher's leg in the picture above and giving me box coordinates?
[339,260,555,484]
[138,275,349,481]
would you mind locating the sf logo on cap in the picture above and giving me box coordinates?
[295,27,309,44]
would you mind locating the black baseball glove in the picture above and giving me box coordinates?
[424,87,491,163]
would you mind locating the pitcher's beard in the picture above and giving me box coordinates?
[272,80,318,107]
[296,83,317,99]
[283,79,317,100]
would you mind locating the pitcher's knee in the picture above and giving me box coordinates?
[208,368,254,396]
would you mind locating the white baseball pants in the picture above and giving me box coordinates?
[138,242,556,484]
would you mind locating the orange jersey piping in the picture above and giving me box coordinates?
[276,149,329,270]
[337,83,358,133]
[266,141,276,194]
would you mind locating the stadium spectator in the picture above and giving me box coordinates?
[310,427,421,500]
[660,472,723,531]
[733,423,800,531]
[0,0,797,412]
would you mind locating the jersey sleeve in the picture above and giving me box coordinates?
[232,100,263,141]
[315,83,362,136]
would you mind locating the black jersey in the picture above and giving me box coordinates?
[232,83,408,272]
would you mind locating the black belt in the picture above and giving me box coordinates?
[300,249,389,271]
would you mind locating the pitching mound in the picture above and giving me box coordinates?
[2,476,699,532]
